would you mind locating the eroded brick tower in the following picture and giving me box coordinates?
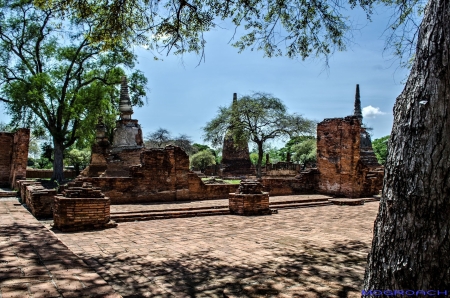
[221,93,253,177]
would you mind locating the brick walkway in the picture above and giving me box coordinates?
[0,200,120,298]
[49,197,379,298]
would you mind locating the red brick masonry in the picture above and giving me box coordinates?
[0,128,29,188]
[53,196,112,232]
[229,192,271,215]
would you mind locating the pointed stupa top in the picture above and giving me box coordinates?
[119,76,133,119]
[354,84,363,122]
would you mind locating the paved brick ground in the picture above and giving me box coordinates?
[0,200,121,298]
[47,197,379,298]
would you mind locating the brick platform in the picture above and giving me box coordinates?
[229,192,271,215]
[0,201,120,298]
[41,197,380,297]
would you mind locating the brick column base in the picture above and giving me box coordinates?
[229,193,271,216]
[53,196,117,232]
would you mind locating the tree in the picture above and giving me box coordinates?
[190,150,216,171]
[172,134,194,155]
[0,0,147,183]
[363,0,450,291]
[144,128,172,148]
[64,148,90,175]
[36,0,369,60]
[204,92,315,177]
[372,135,389,165]
[291,138,317,166]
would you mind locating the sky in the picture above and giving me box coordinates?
[1,3,412,149]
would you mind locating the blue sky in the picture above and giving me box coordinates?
[130,4,410,148]
[1,4,411,149]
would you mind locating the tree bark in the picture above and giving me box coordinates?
[256,142,264,178]
[363,0,450,292]
[51,139,65,183]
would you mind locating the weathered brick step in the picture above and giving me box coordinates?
[269,198,329,205]
[111,205,228,215]
[272,201,333,209]
[111,209,231,222]
[0,191,17,197]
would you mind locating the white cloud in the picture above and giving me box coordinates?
[362,105,386,118]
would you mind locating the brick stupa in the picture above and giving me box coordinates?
[221,93,253,177]
[81,76,144,177]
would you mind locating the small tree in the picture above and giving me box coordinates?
[204,92,315,177]
[145,128,171,148]
[291,138,317,166]
[64,148,91,175]
[190,150,216,172]
[172,134,194,155]
[372,135,389,165]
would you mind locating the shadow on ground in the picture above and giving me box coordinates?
[78,240,368,298]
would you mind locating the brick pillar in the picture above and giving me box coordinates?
[316,116,362,197]
[0,133,13,187]
[10,128,30,189]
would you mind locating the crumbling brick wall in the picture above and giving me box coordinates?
[24,184,57,219]
[0,129,30,188]
[80,146,238,203]
[262,169,319,196]
[316,116,383,197]
[0,133,13,187]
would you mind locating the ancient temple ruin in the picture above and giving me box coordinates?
[79,78,237,203]
[82,76,144,177]
[316,84,383,197]
[220,93,253,176]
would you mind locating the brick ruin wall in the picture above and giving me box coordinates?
[316,116,383,197]
[80,146,237,204]
[262,169,319,196]
[0,133,13,187]
[0,129,30,189]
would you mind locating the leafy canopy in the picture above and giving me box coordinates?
[0,0,147,181]
[34,0,380,61]
[203,92,315,177]
[190,149,216,170]
[372,135,389,165]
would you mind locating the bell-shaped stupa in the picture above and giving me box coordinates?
[111,76,143,152]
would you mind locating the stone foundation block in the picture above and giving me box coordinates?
[26,185,57,219]
[229,193,271,216]
[53,196,116,232]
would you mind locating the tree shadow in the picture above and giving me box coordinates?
[78,239,368,297]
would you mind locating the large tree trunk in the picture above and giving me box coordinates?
[363,0,450,293]
[51,139,65,183]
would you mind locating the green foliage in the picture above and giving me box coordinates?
[204,92,315,177]
[40,142,54,162]
[36,0,380,61]
[372,135,389,165]
[0,0,147,181]
[34,157,52,169]
[64,148,91,174]
[190,150,216,171]
[291,138,317,165]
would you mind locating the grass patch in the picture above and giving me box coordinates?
[201,178,241,184]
